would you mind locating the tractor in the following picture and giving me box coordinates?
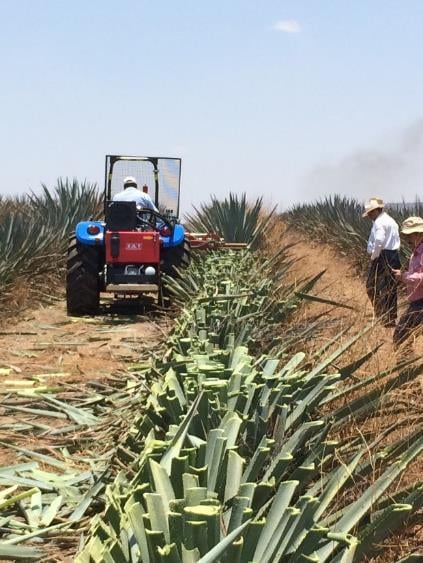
[66,155,191,315]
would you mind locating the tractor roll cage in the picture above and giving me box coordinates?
[104,155,182,217]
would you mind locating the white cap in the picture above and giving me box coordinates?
[124,176,137,188]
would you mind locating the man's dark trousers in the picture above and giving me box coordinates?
[366,249,401,325]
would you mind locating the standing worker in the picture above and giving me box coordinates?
[363,197,401,326]
[392,216,423,347]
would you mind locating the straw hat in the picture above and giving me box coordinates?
[362,197,384,217]
[401,216,423,234]
[124,176,137,188]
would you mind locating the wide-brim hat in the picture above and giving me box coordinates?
[362,197,385,217]
[124,176,137,188]
[401,216,423,234]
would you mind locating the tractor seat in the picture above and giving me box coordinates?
[105,201,137,231]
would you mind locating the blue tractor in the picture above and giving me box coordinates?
[66,155,191,315]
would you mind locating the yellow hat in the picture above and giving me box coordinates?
[401,216,423,234]
[362,197,384,217]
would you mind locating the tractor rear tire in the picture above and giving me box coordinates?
[66,236,100,316]
[161,239,191,278]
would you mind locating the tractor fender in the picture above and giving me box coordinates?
[161,224,185,248]
[75,221,105,246]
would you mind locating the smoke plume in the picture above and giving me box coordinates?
[301,119,423,204]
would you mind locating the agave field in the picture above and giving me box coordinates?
[0,179,101,314]
[286,196,423,272]
[0,189,422,561]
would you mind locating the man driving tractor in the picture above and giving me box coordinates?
[113,176,159,212]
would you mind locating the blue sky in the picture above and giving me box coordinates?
[1,0,423,211]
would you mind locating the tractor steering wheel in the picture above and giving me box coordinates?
[136,208,174,233]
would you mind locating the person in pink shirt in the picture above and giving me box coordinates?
[392,216,423,346]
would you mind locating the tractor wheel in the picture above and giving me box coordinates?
[66,236,101,316]
[161,239,191,278]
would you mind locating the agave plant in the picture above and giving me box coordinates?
[0,194,27,223]
[185,192,275,249]
[0,179,101,313]
[28,178,102,233]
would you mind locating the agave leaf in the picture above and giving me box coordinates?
[0,484,19,499]
[182,545,201,563]
[304,325,372,384]
[145,492,170,543]
[128,502,150,563]
[69,476,106,522]
[223,450,245,504]
[0,487,39,510]
[161,392,204,475]
[5,405,68,419]
[0,544,42,559]
[253,480,299,561]
[0,463,38,475]
[220,412,242,448]
[316,436,423,560]
[325,533,359,563]
[207,436,227,492]
[395,554,423,562]
[40,494,63,527]
[309,451,363,520]
[294,291,356,311]
[27,488,42,528]
[2,521,72,545]
[149,459,176,508]
[196,519,251,563]
[0,475,55,492]
[41,395,98,425]
[273,496,320,559]
[0,442,71,470]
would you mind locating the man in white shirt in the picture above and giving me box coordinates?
[113,176,159,212]
[363,197,401,326]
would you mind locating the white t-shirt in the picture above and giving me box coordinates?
[112,187,158,212]
[367,211,400,260]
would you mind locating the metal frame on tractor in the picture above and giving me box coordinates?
[104,155,182,217]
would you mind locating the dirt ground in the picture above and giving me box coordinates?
[0,302,166,380]
[282,227,423,365]
[0,300,169,465]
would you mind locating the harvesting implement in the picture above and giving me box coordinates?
[185,231,248,250]
[66,155,191,314]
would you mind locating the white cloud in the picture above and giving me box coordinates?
[273,19,301,33]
